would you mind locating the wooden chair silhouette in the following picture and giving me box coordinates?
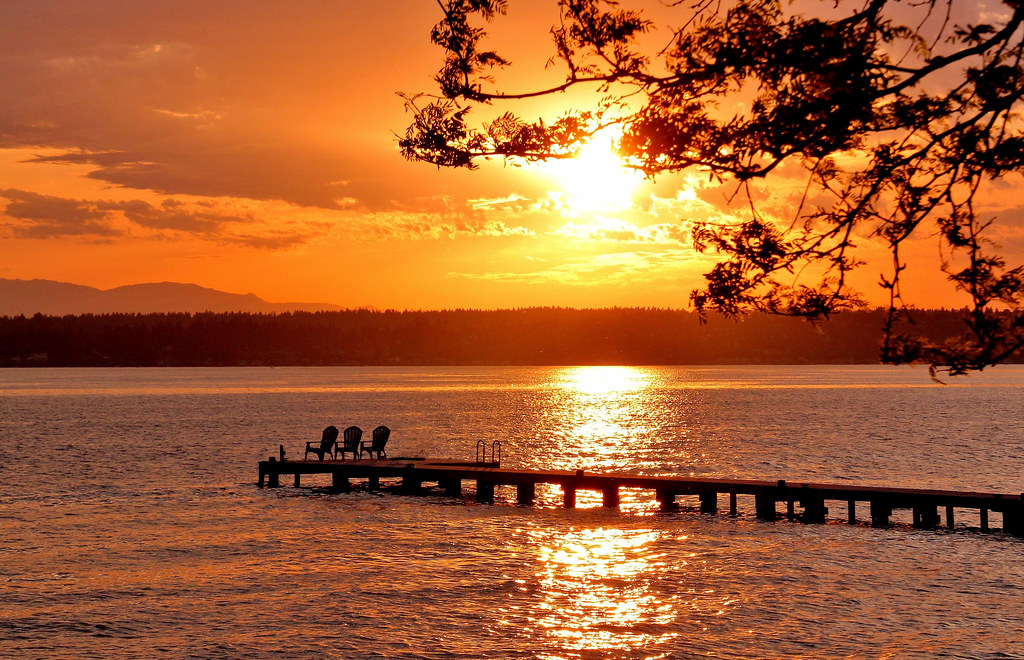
[337,425,363,460]
[360,425,390,459]
[305,425,339,461]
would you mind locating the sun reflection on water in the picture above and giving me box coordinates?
[523,525,680,657]
[563,366,653,396]
[537,367,675,486]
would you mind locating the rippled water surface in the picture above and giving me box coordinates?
[2,365,1024,658]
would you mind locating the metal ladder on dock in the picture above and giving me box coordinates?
[476,440,501,465]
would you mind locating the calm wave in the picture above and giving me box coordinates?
[2,365,1024,658]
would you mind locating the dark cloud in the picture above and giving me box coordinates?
[221,233,313,250]
[26,145,370,210]
[0,188,317,248]
[0,189,121,238]
[106,198,229,233]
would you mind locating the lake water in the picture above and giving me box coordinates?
[2,365,1024,658]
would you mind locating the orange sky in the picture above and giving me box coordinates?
[2,0,1021,310]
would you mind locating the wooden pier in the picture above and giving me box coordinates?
[257,456,1024,536]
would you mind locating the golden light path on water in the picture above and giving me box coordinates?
[534,366,700,510]
[527,526,682,657]
[512,367,712,656]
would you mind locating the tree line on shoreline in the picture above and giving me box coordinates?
[0,307,1014,368]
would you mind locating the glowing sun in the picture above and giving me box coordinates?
[540,130,644,214]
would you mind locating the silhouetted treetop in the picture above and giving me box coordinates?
[1,308,1001,368]
[401,0,1024,376]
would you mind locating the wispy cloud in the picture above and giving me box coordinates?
[448,246,716,289]
[359,210,535,241]
[469,194,529,210]
[552,218,690,244]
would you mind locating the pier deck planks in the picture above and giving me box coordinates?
[257,457,1024,535]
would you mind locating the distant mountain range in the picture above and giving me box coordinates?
[0,279,344,316]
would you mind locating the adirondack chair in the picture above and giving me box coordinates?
[305,425,339,461]
[336,425,363,460]
[360,425,390,459]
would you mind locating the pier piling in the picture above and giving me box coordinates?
[563,485,577,508]
[517,482,535,505]
[402,465,422,495]
[755,493,778,521]
[603,486,620,509]
[657,489,678,512]
[913,506,940,530]
[870,500,891,528]
[440,477,461,497]
[476,480,495,504]
[801,497,827,524]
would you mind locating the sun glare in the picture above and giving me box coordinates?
[540,131,643,214]
[565,365,651,395]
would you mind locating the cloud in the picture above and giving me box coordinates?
[113,198,227,233]
[470,194,530,210]
[0,1,448,211]
[0,185,543,249]
[0,188,321,248]
[358,209,535,241]
[0,189,121,238]
[552,218,690,244]
[449,244,716,290]
[25,146,375,211]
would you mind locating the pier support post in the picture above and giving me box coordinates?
[945,506,955,529]
[730,492,738,517]
[981,507,990,532]
[848,500,857,525]
[870,500,891,528]
[699,492,717,514]
[332,472,350,493]
[563,485,577,509]
[440,478,461,497]
[786,500,795,521]
[801,497,827,524]
[755,494,777,521]
[517,482,535,505]
[913,506,940,530]
[1003,498,1024,536]
[603,486,620,509]
[402,466,422,495]
[656,489,677,512]
[368,475,380,491]
[476,480,495,504]
[266,458,280,488]
[294,473,301,488]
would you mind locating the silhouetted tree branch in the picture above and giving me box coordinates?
[401,0,1024,375]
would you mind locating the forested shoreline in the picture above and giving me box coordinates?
[0,307,1009,367]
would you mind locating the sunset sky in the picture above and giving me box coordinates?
[3,0,1022,310]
